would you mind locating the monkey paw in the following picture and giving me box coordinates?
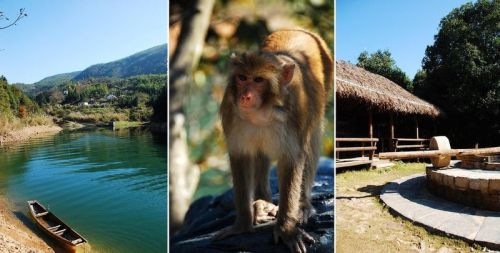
[273,226,316,253]
[253,199,279,225]
[213,224,254,240]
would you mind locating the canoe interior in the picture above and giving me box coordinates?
[28,200,87,246]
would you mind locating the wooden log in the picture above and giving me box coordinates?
[379,147,500,160]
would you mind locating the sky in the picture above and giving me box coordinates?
[0,1,166,84]
[337,0,471,78]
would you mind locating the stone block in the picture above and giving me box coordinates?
[469,179,481,190]
[488,180,500,194]
[431,172,443,185]
[443,175,455,189]
[455,176,469,190]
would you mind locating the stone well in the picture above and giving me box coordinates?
[426,156,500,211]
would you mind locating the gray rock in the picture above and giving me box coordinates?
[171,157,334,253]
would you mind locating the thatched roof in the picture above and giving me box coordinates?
[336,60,441,117]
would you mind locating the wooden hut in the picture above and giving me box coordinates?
[336,60,441,168]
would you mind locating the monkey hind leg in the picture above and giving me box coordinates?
[252,153,275,225]
[253,152,272,202]
[299,130,321,224]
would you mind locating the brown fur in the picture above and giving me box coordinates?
[219,29,333,253]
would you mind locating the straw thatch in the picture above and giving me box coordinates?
[336,60,441,117]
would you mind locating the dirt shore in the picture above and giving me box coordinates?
[0,198,54,253]
[0,125,62,145]
[336,163,481,253]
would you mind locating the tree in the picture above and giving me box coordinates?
[0,8,27,29]
[417,0,500,147]
[357,50,413,91]
[169,0,215,233]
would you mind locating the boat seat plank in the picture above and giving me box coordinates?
[72,238,83,244]
[48,225,61,231]
[35,211,49,217]
[54,229,66,235]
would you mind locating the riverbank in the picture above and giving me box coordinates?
[0,125,63,145]
[0,198,54,253]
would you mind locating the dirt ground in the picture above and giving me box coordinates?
[335,162,489,253]
[0,125,62,145]
[0,198,54,253]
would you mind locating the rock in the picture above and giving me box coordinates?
[171,157,334,253]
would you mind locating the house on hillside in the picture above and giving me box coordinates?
[336,60,441,167]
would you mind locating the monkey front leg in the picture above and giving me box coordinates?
[274,157,315,253]
[215,154,255,239]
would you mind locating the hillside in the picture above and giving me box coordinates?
[73,44,167,80]
[35,71,82,88]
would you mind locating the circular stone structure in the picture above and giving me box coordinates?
[426,167,500,211]
[381,174,500,250]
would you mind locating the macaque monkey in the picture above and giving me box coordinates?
[218,29,332,253]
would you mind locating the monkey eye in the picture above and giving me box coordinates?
[254,77,264,83]
[237,74,247,81]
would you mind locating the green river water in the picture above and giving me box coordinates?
[0,128,167,253]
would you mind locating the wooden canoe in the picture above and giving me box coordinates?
[28,200,87,248]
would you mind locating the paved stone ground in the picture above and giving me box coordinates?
[380,174,500,251]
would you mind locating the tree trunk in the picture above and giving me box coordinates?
[169,0,215,234]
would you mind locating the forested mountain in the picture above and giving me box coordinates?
[35,71,82,88]
[73,44,167,80]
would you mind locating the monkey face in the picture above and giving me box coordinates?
[229,52,294,116]
[234,73,267,111]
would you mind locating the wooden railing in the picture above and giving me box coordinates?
[336,138,379,168]
[336,137,379,158]
[392,138,429,152]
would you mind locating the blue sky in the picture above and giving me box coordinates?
[0,1,166,84]
[337,0,471,78]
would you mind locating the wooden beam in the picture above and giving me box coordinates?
[335,160,373,168]
[336,138,379,142]
[379,146,500,160]
[336,146,377,152]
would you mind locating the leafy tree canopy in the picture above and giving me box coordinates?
[357,50,413,91]
[417,0,500,146]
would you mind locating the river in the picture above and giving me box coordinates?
[0,127,167,253]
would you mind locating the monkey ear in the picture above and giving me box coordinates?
[280,63,295,86]
[229,52,241,65]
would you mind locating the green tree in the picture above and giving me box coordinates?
[357,50,413,91]
[418,0,499,147]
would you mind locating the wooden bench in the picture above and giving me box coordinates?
[392,138,429,152]
[336,137,379,168]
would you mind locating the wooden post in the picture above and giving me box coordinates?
[415,118,419,139]
[369,111,374,160]
[433,119,437,136]
[389,114,395,151]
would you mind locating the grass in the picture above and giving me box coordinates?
[46,105,151,124]
[112,121,145,129]
[0,113,55,135]
[336,162,483,253]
